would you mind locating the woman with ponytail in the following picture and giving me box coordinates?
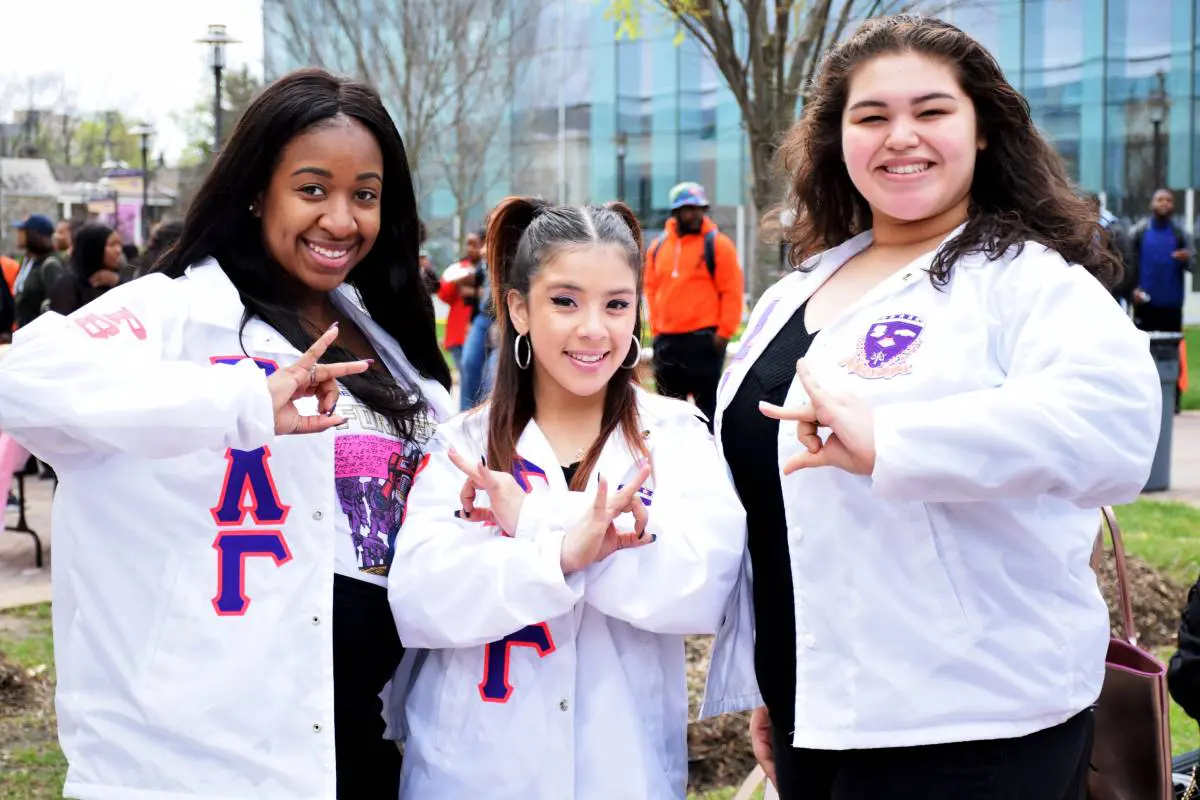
[387,197,747,799]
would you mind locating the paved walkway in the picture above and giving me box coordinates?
[3,411,1199,612]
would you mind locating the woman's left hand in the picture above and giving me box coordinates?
[759,359,876,476]
[448,448,527,534]
[90,269,120,289]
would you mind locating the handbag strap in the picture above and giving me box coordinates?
[1090,506,1138,646]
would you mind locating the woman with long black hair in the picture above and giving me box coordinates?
[48,222,123,317]
[0,68,451,799]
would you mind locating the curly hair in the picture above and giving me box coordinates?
[775,14,1119,288]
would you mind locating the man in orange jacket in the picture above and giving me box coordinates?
[644,182,744,429]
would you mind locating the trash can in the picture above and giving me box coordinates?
[1144,331,1184,492]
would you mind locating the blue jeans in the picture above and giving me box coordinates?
[460,313,493,411]
[447,345,464,378]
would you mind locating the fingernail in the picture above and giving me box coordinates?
[481,456,486,465]
[364,359,375,365]
[453,510,463,519]
[650,534,657,543]
[328,321,338,330]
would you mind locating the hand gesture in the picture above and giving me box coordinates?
[267,322,371,435]
[448,447,528,534]
[560,464,653,575]
[89,269,120,289]
[759,359,876,476]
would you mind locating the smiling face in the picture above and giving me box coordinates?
[842,51,984,226]
[507,245,639,402]
[258,115,383,294]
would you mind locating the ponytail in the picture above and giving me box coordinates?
[486,196,548,324]
[603,201,644,256]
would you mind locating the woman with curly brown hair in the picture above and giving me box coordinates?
[699,14,1162,800]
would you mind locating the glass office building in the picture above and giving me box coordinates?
[264,0,1200,233]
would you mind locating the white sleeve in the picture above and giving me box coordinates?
[581,415,747,634]
[388,430,585,649]
[0,275,275,466]
[871,253,1161,507]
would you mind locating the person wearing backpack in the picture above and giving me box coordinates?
[644,182,744,430]
[11,214,67,329]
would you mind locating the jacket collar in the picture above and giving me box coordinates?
[500,387,685,492]
[182,258,454,422]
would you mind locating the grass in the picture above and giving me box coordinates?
[0,498,1197,798]
[0,603,66,799]
[1116,498,1200,756]
[1183,326,1199,412]
[1114,498,1200,586]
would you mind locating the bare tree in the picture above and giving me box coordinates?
[607,0,953,296]
[269,0,540,236]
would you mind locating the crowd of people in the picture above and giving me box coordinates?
[0,12,1189,800]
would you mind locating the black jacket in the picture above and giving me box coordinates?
[14,255,66,328]
[0,268,13,338]
[1169,577,1200,721]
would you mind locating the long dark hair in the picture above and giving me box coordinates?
[70,223,115,279]
[484,197,648,490]
[156,68,450,438]
[775,14,1120,288]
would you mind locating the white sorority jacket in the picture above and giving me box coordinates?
[700,230,1162,749]
[0,259,453,800]
[386,390,746,799]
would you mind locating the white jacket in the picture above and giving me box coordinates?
[387,391,746,799]
[0,260,453,800]
[701,231,1162,749]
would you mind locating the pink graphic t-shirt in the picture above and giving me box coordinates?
[333,385,435,587]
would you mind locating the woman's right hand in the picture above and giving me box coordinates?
[267,323,371,435]
[560,464,653,575]
[749,706,777,789]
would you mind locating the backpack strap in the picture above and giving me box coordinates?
[649,231,718,278]
[648,235,664,266]
[703,230,718,279]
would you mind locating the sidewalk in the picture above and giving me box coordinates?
[0,475,54,610]
[1156,411,1200,507]
[2,412,1198,612]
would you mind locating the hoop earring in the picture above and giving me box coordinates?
[514,333,532,370]
[621,334,641,369]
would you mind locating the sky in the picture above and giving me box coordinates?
[1,0,265,165]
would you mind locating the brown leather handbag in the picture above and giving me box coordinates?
[1087,507,1173,800]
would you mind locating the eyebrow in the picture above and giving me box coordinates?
[546,282,635,296]
[847,92,958,111]
[290,167,383,182]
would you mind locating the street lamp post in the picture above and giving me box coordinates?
[1147,70,1169,190]
[130,124,155,245]
[614,131,628,203]
[196,24,239,156]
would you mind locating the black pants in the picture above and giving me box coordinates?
[333,574,403,799]
[1135,305,1185,413]
[653,327,724,430]
[1134,304,1183,334]
[771,709,1095,800]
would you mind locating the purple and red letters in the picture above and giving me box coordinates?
[208,356,291,616]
